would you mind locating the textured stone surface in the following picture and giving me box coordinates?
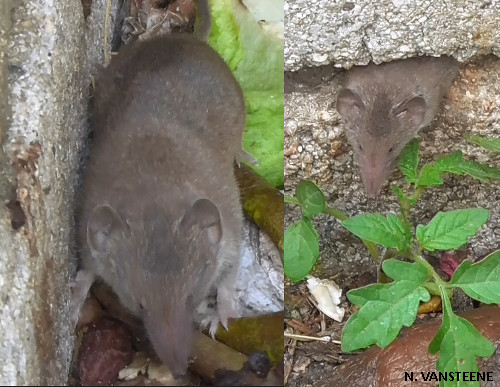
[0,0,90,384]
[285,0,500,71]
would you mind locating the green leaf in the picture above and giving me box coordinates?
[347,260,429,306]
[208,1,284,187]
[296,181,326,218]
[416,208,490,252]
[416,150,500,188]
[399,139,419,183]
[345,283,387,307]
[391,185,407,202]
[383,259,429,282]
[342,262,430,352]
[434,151,465,175]
[451,250,500,304]
[416,164,443,187]
[422,282,441,296]
[284,195,300,205]
[343,213,412,252]
[243,91,284,187]
[458,159,500,182]
[233,3,284,187]
[207,0,245,70]
[284,219,319,282]
[435,151,500,182]
[428,306,494,386]
[466,134,500,154]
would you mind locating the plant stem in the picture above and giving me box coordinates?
[284,195,300,205]
[412,185,425,203]
[413,254,449,290]
[400,183,426,225]
[363,240,381,260]
[324,205,348,221]
[399,194,412,226]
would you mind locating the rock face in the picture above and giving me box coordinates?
[285,0,500,71]
[1,0,89,384]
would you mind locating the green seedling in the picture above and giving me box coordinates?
[284,136,500,386]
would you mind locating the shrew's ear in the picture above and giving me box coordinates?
[393,96,427,130]
[87,205,127,254]
[337,88,366,123]
[180,198,222,245]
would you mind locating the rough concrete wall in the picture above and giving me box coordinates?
[285,0,500,71]
[0,0,88,384]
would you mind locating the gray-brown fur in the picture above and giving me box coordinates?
[93,34,246,164]
[72,33,245,376]
[337,56,459,197]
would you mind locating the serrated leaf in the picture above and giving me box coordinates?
[296,181,326,218]
[346,283,387,307]
[383,260,429,282]
[399,139,419,183]
[416,208,490,252]
[434,151,465,175]
[467,134,500,154]
[458,159,500,182]
[391,185,409,208]
[284,219,319,282]
[416,164,443,187]
[417,149,500,189]
[342,276,430,352]
[429,307,494,387]
[343,213,412,252]
[347,261,428,306]
[434,151,500,182]
[451,250,500,304]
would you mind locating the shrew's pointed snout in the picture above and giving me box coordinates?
[143,308,194,378]
[360,158,389,198]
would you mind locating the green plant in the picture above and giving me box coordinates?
[207,0,284,188]
[284,136,500,385]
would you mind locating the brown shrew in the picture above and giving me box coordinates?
[337,56,459,197]
[71,33,245,377]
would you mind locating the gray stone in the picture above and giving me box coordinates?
[285,0,500,71]
[0,0,98,383]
